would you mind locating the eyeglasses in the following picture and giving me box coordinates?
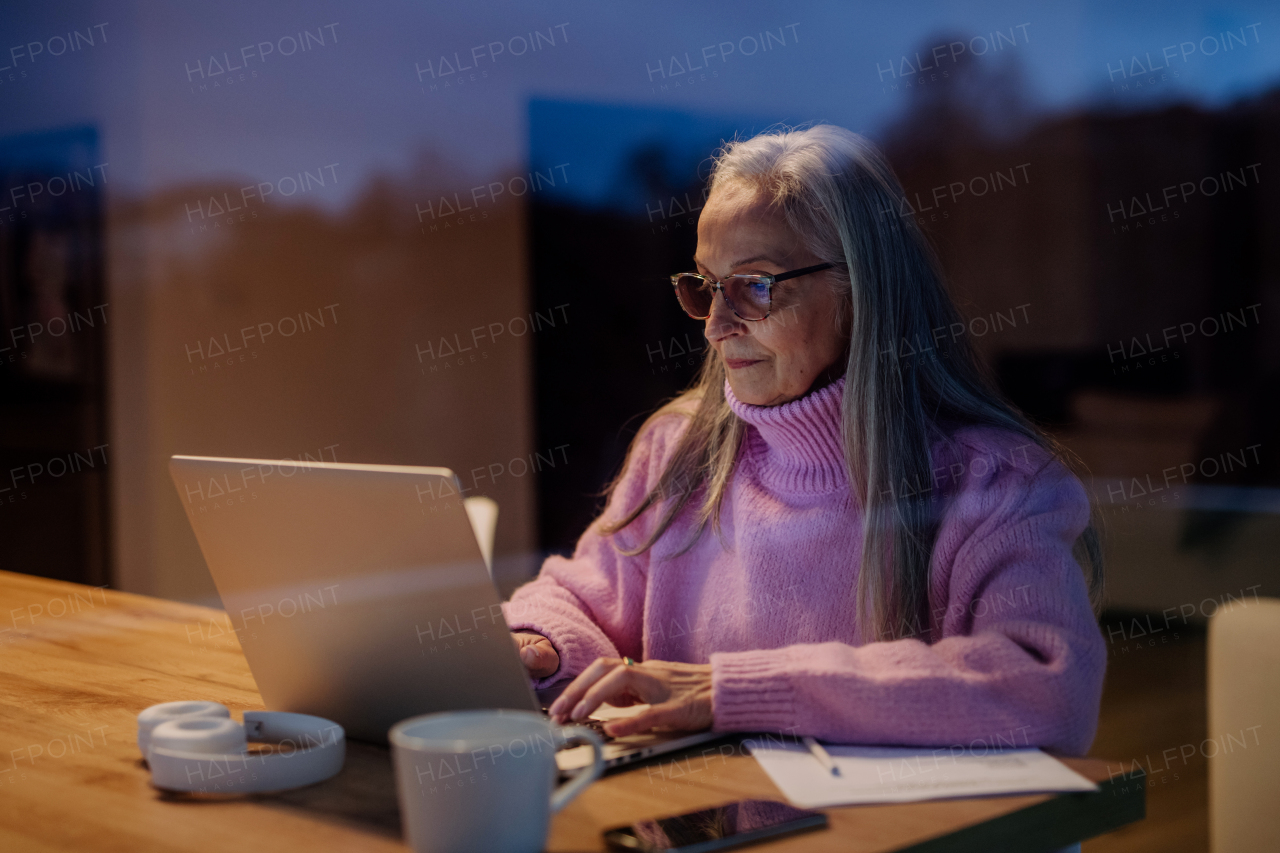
[670,263,835,321]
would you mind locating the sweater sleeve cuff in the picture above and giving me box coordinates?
[503,603,620,690]
[711,648,798,735]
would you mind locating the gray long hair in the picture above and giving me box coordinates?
[600,125,1102,643]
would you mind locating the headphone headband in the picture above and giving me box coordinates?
[138,702,345,794]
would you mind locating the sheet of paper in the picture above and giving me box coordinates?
[743,740,1098,808]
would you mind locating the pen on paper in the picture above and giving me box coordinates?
[803,736,840,776]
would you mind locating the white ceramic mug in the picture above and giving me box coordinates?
[390,709,605,853]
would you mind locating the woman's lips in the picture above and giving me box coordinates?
[724,358,761,369]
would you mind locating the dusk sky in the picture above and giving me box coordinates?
[1,0,1277,210]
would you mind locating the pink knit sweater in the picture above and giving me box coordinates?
[503,376,1106,755]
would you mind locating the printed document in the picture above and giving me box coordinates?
[743,741,1098,808]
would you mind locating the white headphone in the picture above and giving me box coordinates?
[137,701,345,794]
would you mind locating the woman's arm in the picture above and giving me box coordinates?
[502,411,690,688]
[711,459,1107,756]
[503,531,648,689]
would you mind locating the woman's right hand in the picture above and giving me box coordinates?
[512,631,560,679]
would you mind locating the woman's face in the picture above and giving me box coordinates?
[695,183,848,406]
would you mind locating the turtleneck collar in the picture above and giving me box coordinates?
[724,375,848,494]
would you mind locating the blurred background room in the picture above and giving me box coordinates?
[1,1,1277,849]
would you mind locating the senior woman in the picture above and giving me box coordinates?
[503,125,1106,759]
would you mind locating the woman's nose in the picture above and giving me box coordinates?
[704,289,744,341]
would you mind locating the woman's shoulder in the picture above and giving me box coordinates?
[622,394,700,484]
[638,392,700,442]
[929,424,1086,516]
[597,395,701,534]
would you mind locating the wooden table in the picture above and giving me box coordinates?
[0,570,1145,851]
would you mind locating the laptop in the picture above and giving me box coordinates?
[168,455,724,772]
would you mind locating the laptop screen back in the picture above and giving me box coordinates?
[169,455,539,742]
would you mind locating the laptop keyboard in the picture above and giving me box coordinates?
[541,708,617,743]
[578,717,617,743]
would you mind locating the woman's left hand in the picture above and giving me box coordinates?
[547,657,714,737]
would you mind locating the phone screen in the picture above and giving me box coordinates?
[602,799,827,853]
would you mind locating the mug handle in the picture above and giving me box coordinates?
[549,725,605,814]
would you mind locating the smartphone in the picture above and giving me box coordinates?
[602,799,827,852]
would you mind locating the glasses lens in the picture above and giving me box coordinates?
[674,275,714,318]
[723,276,770,320]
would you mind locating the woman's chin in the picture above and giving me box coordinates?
[727,377,777,406]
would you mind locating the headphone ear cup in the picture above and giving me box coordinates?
[149,717,248,756]
[142,707,345,793]
[137,701,230,756]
